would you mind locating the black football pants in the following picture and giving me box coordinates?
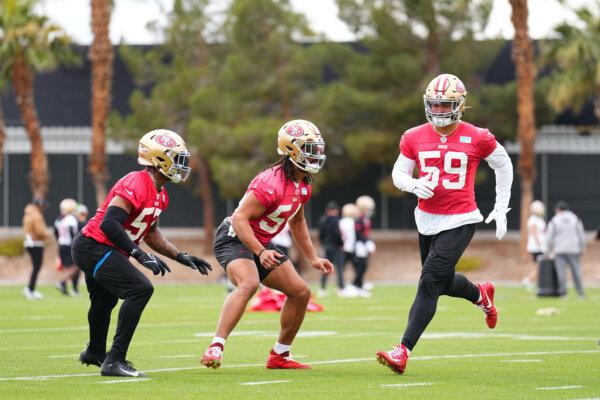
[401,224,480,351]
[71,233,154,361]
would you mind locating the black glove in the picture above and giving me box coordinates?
[131,248,171,276]
[176,252,212,275]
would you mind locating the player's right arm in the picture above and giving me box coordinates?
[230,192,283,269]
[392,132,434,199]
[99,196,170,276]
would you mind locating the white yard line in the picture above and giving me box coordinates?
[500,359,543,363]
[240,380,291,386]
[98,378,150,384]
[158,355,197,359]
[535,385,584,390]
[381,383,433,388]
[47,355,76,358]
[0,349,597,382]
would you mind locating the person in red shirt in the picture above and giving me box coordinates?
[201,119,334,370]
[72,129,211,378]
[376,74,513,374]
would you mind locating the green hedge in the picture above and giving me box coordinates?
[0,237,25,257]
[455,256,483,272]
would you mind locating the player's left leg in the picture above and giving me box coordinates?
[262,261,312,369]
[377,224,476,374]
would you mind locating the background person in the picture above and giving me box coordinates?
[522,200,546,291]
[338,203,360,297]
[349,195,376,297]
[317,201,344,297]
[545,201,587,299]
[22,199,50,300]
[54,198,80,296]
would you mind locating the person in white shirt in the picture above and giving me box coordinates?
[54,199,80,296]
[522,200,546,291]
[338,203,360,297]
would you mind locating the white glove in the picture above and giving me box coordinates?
[412,177,435,199]
[485,207,510,240]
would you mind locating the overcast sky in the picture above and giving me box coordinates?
[38,0,594,44]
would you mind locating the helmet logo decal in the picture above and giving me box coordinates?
[286,124,305,137]
[455,80,466,93]
[154,134,177,148]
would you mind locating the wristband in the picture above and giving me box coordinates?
[257,248,267,258]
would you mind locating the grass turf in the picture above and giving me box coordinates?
[0,284,599,399]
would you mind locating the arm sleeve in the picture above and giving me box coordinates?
[392,154,417,192]
[99,206,139,255]
[484,142,513,212]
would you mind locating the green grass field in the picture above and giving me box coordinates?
[1,284,599,400]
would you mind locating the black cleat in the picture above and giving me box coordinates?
[79,349,106,367]
[101,359,147,378]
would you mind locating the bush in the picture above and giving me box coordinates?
[0,237,25,257]
[455,256,483,272]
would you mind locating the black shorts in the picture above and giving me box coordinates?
[530,252,543,262]
[213,218,288,281]
[59,244,75,267]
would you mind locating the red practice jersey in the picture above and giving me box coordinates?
[82,170,170,250]
[244,165,312,245]
[400,121,497,215]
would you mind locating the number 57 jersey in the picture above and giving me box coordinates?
[82,170,169,251]
[400,121,497,215]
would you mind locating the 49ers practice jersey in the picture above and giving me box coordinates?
[400,121,497,215]
[82,170,169,250]
[242,165,312,245]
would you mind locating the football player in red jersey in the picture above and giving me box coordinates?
[71,130,212,378]
[376,74,513,374]
[201,119,334,370]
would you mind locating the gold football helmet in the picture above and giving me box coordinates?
[137,129,191,183]
[277,119,326,174]
[423,74,467,127]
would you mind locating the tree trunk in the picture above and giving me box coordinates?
[12,54,49,200]
[510,0,537,262]
[0,98,6,175]
[424,0,440,77]
[89,0,113,207]
[190,152,215,253]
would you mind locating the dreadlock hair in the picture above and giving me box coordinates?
[262,156,313,185]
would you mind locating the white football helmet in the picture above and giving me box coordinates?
[138,129,191,183]
[356,195,375,217]
[423,74,467,127]
[59,198,77,215]
[277,119,326,174]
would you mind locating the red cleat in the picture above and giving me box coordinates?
[266,350,311,369]
[376,344,409,374]
[200,345,223,369]
[476,281,498,329]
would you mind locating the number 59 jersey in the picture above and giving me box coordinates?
[400,121,497,215]
[243,165,312,245]
[82,170,169,251]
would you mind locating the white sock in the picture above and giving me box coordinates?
[274,342,291,354]
[212,336,226,346]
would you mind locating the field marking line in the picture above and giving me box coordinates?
[98,378,150,384]
[500,359,543,363]
[158,355,197,358]
[0,321,198,334]
[48,355,76,358]
[240,380,291,386]
[535,385,584,390]
[381,383,433,388]
[1,349,598,382]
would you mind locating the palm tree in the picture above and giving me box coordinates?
[0,0,76,200]
[509,0,536,261]
[542,6,600,122]
[89,0,114,207]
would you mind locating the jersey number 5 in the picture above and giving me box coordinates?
[418,151,467,189]
[259,204,302,234]
[127,207,163,242]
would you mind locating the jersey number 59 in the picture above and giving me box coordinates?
[418,151,467,190]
